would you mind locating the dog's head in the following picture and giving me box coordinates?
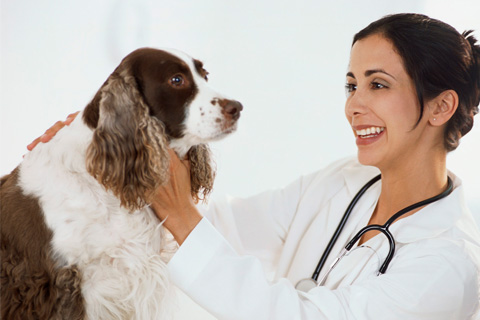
[83,48,242,211]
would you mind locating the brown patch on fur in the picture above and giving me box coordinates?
[83,49,198,138]
[83,89,102,129]
[1,169,85,319]
[193,59,209,80]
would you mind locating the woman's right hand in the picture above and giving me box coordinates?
[150,149,203,246]
[27,111,80,151]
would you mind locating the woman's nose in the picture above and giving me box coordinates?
[345,90,367,118]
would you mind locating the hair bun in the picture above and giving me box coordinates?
[463,30,480,111]
[463,30,480,56]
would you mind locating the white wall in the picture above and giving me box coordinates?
[2,1,479,319]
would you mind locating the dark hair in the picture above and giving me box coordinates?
[353,13,480,151]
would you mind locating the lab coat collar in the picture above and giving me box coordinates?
[391,174,466,244]
[341,160,380,197]
[341,163,469,244]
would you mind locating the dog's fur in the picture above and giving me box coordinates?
[0,48,242,319]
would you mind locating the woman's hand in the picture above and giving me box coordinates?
[27,111,80,150]
[151,149,203,245]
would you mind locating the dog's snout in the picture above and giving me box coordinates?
[220,99,243,120]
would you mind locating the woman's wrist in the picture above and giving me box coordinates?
[151,201,202,245]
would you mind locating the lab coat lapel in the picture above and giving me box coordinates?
[281,162,381,285]
[342,164,380,197]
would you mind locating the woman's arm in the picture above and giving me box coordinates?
[167,222,478,320]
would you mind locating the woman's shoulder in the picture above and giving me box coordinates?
[398,234,480,307]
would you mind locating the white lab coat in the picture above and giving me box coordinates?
[167,158,480,319]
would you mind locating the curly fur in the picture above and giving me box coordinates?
[1,252,84,320]
[86,67,170,212]
[188,144,216,202]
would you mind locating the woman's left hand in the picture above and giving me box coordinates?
[27,111,80,150]
[151,149,203,245]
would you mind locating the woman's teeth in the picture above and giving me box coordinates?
[356,127,384,138]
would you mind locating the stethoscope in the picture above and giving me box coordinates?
[295,174,454,292]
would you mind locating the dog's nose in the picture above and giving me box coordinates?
[220,99,243,120]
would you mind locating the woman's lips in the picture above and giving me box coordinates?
[354,126,385,146]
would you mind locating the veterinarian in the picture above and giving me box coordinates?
[31,13,480,319]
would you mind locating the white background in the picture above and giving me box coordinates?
[2,1,479,318]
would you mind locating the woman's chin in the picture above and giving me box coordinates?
[356,151,381,168]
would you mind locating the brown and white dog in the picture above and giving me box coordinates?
[0,48,242,319]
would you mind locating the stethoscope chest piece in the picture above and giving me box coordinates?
[295,278,318,292]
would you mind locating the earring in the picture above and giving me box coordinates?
[433,118,436,121]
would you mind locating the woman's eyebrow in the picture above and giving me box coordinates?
[346,69,396,80]
[364,69,396,79]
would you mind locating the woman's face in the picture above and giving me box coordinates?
[345,34,428,170]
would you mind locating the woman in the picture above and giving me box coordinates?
[31,13,480,319]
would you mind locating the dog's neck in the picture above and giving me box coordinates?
[169,140,191,160]
[169,131,209,160]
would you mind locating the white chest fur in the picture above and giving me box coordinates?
[19,116,173,319]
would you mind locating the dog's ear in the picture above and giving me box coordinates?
[86,71,170,211]
[187,144,216,203]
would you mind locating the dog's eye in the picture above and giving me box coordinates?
[170,75,185,87]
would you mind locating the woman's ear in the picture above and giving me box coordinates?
[86,71,170,211]
[428,90,459,126]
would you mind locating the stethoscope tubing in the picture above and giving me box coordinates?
[310,174,453,282]
[311,174,381,281]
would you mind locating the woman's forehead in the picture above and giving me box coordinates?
[348,34,406,79]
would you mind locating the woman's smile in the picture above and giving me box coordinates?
[353,125,386,145]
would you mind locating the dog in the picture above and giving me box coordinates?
[0,47,242,319]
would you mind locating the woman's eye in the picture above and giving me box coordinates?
[170,75,185,87]
[345,83,357,97]
[371,82,387,89]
